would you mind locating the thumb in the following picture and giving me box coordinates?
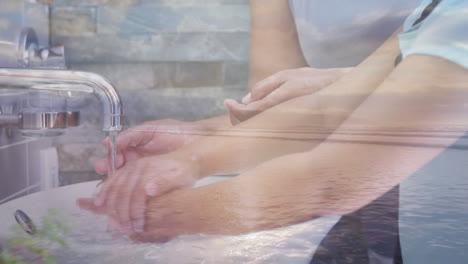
[76,198,106,215]
[224,99,244,125]
[224,98,270,123]
[94,153,125,175]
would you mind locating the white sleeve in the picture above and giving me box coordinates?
[399,0,468,69]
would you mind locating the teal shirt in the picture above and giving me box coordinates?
[399,0,468,69]
[399,1,468,263]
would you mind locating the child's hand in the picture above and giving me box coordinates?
[95,119,205,175]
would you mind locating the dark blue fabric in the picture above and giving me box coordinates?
[310,186,401,264]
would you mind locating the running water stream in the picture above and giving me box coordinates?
[107,131,118,178]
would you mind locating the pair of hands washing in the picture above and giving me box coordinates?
[77,66,351,242]
[77,120,202,240]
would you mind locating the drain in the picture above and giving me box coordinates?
[14,210,37,235]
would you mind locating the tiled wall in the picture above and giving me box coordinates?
[0,130,54,203]
[48,0,251,184]
[0,1,53,202]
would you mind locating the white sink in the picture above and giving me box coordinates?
[0,176,340,264]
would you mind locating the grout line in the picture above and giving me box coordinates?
[0,138,37,150]
[26,140,30,195]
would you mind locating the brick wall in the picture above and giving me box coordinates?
[50,0,251,184]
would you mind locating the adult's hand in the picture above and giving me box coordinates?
[78,184,213,243]
[225,67,352,124]
[78,174,265,243]
[95,119,206,175]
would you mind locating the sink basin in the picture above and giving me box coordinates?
[0,176,340,264]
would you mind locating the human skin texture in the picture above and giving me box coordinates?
[80,29,412,238]
[120,55,468,242]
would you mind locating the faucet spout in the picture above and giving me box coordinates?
[0,68,122,132]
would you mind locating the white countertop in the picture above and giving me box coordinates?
[0,176,340,264]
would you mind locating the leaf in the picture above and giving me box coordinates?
[4,208,74,264]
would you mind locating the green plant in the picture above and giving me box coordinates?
[0,209,72,264]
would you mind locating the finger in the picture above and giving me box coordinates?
[224,99,242,125]
[119,165,143,233]
[118,126,155,150]
[96,138,111,175]
[129,231,171,244]
[107,171,130,229]
[94,151,125,206]
[121,125,187,156]
[262,80,309,105]
[241,93,252,104]
[96,135,127,175]
[104,126,154,166]
[127,149,144,161]
[234,81,306,122]
[250,72,287,101]
[114,173,133,232]
[229,112,241,125]
[224,98,267,123]
[94,158,109,175]
[94,153,125,175]
[76,198,106,215]
[94,175,116,207]
[130,182,148,233]
[101,137,109,148]
[94,151,141,209]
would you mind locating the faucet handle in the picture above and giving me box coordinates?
[37,45,65,60]
[49,45,65,57]
[32,45,66,69]
[18,28,66,69]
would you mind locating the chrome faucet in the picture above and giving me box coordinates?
[0,27,122,135]
[0,68,123,133]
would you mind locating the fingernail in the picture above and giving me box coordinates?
[145,181,159,196]
[242,93,252,104]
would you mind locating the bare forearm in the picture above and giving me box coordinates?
[175,29,402,177]
[266,55,468,218]
[195,114,232,129]
[146,152,323,235]
[181,55,468,235]
[248,0,307,87]
[316,55,468,209]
